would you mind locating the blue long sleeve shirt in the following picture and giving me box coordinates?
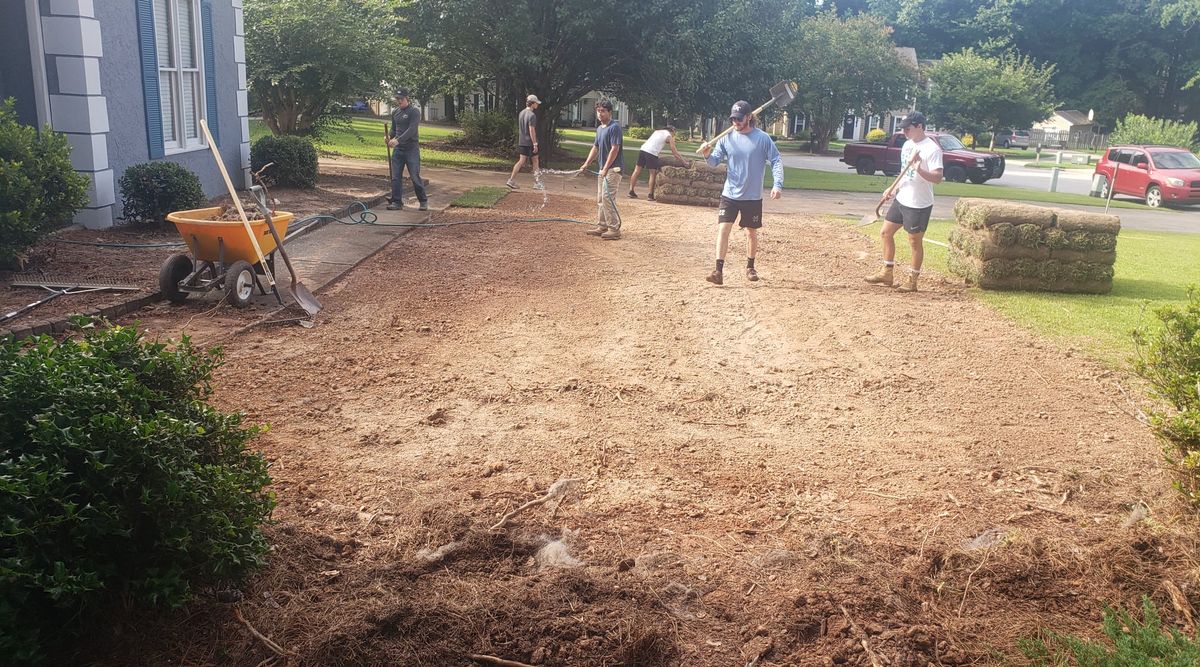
[706,127,784,201]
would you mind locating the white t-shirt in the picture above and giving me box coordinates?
[640,129,672,156]
[896,136,944,209]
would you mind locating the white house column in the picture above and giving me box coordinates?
[39,0,114,229]
[233,0,250,186]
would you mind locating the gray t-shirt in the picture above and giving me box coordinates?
[390,105,420,148]
[594,121,624,171]
[518,107,537,147]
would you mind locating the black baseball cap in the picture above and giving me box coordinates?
[900,111,927,128]
[595,99,614,111]
[730,100,751,120]
[394,88,410,99]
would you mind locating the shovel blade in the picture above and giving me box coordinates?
[771,81,798,108]
[857,213,878,227]
[289,283,322,316]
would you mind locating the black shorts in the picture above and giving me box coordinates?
[636,151,661,170]
[885,200,933,234]
[518,145,539,157]
[718,197,763,229]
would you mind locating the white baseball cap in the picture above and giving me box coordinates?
[527,94,542,105]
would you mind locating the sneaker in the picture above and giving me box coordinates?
[601,229,621,240]
[705,270,723,285]
[386,203,403,211]
[419,202,429,211]
[585,226,607,236]
[627,191,638,199]
[506,180,518,190]
[746,267,759,281]
[647,193,656,201]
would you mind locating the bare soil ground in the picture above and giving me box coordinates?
[0,172,386,329]
[95,192,1198,666]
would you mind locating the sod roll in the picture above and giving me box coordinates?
[657,162,726,207]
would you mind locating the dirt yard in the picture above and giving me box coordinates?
[98,192,1198,666]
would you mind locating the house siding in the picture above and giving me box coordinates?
[93,0,244,226]
[1,2,39,127]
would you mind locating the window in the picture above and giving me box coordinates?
[154,0,205,152]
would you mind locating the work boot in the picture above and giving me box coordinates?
[864,265,894,286]
[419,202,429,211]
[386,202,403,211]
[585,226,607,236]
[746,267,759,281]
[896,271,919,293]
[705,270,723,285]
[601,229,621,240]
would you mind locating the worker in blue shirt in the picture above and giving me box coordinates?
[700,100,784,285]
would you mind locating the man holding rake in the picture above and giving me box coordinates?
[864,111,943,292]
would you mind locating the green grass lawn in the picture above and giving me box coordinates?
[250,117,509,169]
[450,186,510,208]
[844,217,1200,363]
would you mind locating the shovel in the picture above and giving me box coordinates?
[697,80,798,155]
[248,174,322,316]
[384,122,394,202]
[858,153,923,226]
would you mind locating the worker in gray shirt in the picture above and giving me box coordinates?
[387,89,428,211]
[507,94,544,190]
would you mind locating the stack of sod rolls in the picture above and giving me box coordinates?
[655,162,726,207]
[948,198,1119,294]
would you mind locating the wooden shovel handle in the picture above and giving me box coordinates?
[200,119,275,287]
[875,152,924,216]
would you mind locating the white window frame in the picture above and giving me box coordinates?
[154,0,207,155]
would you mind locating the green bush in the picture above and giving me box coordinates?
[627,126,654,140]
[977,132,993,146]
[0,320,275,664]
[118,162,206,225]
[1110,114,1199,152]
[456,109,517,148]
[866,128,887,143]
[0,98,88,268]
[1133,288,1200,506]
[1020,598,1199,665]
[250,134,319,188]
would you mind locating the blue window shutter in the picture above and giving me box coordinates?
[201,0,219,144]
[136,0,164,159]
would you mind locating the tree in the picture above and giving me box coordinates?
[245,0,401,135]
[928,49,1056,147]
[1110,113,1199,150]
[788,11,918,152]
[401,0,680,150]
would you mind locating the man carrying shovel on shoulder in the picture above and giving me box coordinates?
[700,100,784,285]
[864,111,942,292]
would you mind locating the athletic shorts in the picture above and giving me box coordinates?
[636,151,661,170]
[518,144,538,157]
[718,197,763,229]
[885,200,933,234]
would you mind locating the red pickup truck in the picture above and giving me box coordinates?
[841,132,1006,184]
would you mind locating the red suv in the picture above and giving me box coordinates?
[1091,145,1200,207]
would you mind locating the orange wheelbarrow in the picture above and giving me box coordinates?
[160,206,295,308]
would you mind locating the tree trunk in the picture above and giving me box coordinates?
[446,95,457,123]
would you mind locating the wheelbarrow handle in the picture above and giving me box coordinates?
[199,119,276,287]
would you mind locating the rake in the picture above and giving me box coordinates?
[10,276,141,291]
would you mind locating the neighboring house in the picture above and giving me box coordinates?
[1,0,250,229]
[1032,109,1095,148]
[769,48,928,141]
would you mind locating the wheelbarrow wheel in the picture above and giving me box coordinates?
[159,253,193,303]
[224,260,256,308]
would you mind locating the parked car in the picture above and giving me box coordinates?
[994,129,1030,149]
[1091,145,1200,208]
[841,132,1006,184]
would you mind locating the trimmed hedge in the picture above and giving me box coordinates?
[0,98,88,268]
[118,162,206,224]
[250,134,319,188]
[0,321,275,664]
